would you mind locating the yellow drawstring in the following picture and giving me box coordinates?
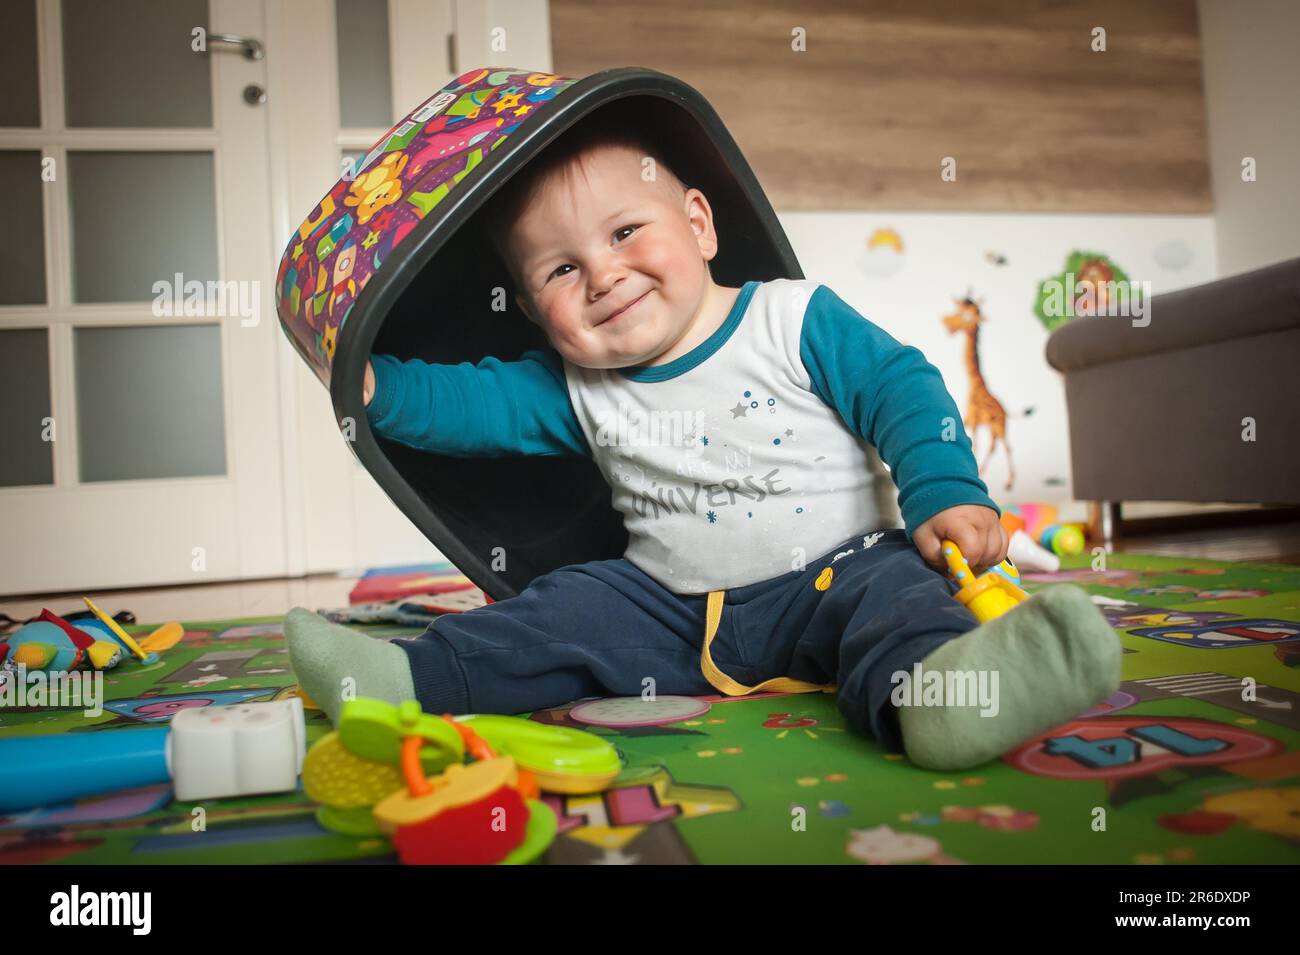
[700,590,836,696]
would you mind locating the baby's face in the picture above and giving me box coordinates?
[503,144,720,369]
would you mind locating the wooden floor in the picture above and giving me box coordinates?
[3,519,1298,628]
[1113,518,1300,565]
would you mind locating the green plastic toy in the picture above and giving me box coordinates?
[340,698,464,770]
[301,698,620,861]
[458,714,621,792]
[502,800,558,864]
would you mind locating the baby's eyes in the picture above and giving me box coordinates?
[545,226,640,282]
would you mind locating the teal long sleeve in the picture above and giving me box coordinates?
[799,285,999,538]
[365,349,591,458]
[364,284,997,536]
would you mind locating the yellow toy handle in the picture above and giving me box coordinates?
[940,538,978,584]
[940,539,1028,623]
[82,596,151,662]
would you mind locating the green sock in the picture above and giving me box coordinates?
[897,584,1121,771]
[283,607,417,726]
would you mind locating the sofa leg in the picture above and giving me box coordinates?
[1087,501,1121,552]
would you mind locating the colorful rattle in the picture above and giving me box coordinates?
[302,698,621,864]
[940,538,1029,623]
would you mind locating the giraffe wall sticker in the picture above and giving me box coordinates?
[941,295,1034,492]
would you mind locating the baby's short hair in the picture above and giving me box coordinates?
[477,111,685,289]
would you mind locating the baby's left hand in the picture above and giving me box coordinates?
[912,504,1008,576]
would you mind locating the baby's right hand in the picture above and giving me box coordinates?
[363,361,375,406]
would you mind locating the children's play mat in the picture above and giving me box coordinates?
[3,551,1299,865]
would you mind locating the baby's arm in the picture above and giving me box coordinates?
[363,361,377,406]
[798,285,999,536]
[363,349,591,458]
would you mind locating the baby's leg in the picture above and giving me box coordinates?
[285,609,416,724]
[894,585,1120,770]
[793,531,980,747]
[286,557,722,725]
[827,536,1120,770]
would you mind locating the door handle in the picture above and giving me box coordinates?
[208,32,264,61]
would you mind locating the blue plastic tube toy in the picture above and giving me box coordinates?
[0,728,170,813]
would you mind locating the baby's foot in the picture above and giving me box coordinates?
[897,585,1120,771]
[283,607,416,725]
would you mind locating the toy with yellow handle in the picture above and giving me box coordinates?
[81,596,157,664]
[940,538,1029,623]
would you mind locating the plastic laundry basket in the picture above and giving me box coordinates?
[275,66,801,599]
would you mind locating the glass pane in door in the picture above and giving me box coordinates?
[0,0,41,127]
[0,328,54,487]
[74,324,226,481]
[62,0,213,128]
[335,0,393,127]
[0,151,48,305]
[67,151,218,303]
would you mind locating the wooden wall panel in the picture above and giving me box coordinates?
[550,0,1212,213]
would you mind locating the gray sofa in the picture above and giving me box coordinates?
[1045,255,1300,540]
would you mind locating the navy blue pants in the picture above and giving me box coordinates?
[393,528,981,752]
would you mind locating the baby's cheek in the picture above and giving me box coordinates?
[640,233,688,272]
[547,319,588,359]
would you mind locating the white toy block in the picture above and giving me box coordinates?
[168,697,305,802]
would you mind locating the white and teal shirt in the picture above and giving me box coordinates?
[367,278,998,594]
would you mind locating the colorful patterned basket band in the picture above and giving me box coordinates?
[274,67,578,387]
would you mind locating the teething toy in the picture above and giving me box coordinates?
[457,713,621,792]
[302,697,620,863]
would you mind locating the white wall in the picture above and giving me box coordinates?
[781,211,1218,515]
[1198,0,1300,277]
[454,0,551,72]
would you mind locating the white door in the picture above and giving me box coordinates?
[272,0,552,575]
[0,0,286,594]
